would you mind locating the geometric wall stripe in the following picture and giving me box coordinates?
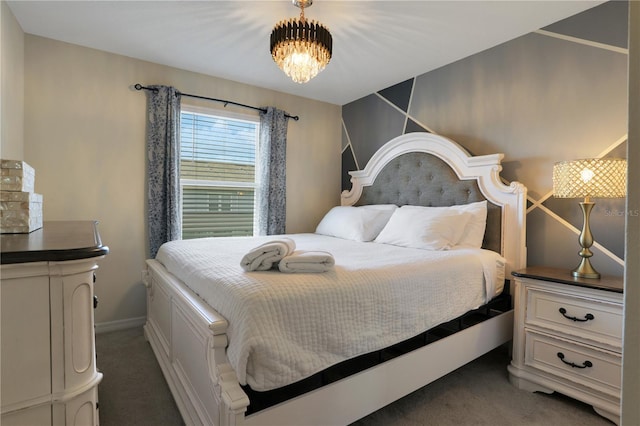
[535,29,628,55]
[341,145,358,191]
[341,119,350,152]
[341,93,405,175]
[377,78,414,113]
[405,118,431,134]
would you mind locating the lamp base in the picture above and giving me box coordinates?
[571,201,600,279]
[572,258,600,279]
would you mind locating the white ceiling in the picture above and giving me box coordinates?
[8,1,605,105]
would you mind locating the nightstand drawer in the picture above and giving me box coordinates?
[524,330,621,397]
[525,288,622,350]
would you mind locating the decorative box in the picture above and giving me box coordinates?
[0,160,43,233]
[1,160,35,193]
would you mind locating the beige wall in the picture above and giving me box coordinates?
[22,35,341,326]
[1,0,24,160]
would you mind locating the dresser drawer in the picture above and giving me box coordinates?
[525,288,622,350]
[524,330,621,397]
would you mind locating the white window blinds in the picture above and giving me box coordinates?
[180,110,260,239]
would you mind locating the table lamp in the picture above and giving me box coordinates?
[552,158,627,279]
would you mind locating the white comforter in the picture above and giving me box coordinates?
[155,234,505,391]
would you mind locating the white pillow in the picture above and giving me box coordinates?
[453,200,488,247]
[315,206,395,242]
[360,204,398,211]
[374,206,472,250]
[403,201,487,248]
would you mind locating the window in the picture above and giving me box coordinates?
[180,107,260,239]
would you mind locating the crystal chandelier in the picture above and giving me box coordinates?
[270,0,332,84]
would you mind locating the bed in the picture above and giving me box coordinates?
[143,132,527,426]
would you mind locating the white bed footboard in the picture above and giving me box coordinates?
[143,259,248,426]
[144,258,514,426]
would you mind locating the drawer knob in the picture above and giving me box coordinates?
[557,352,593,369]
[559,307,594,322]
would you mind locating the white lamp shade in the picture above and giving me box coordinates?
[553,158,627,199]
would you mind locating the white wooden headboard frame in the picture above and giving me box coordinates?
[341,132,527,275]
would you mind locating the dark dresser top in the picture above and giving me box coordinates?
[512,266,624,294]
[1,221,109,264]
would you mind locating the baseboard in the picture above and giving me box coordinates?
[95,316,146,334]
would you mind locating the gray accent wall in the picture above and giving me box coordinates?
[543,0,628,49]
[341,1,628,277]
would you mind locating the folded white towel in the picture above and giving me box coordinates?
[240,238,296,271]
[278,250,335,273]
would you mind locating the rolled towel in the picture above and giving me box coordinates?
[240,238,296,271]
[278,250,335,273]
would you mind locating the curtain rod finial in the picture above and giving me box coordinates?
[133,83,159,93]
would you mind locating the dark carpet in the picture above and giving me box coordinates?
[96,327,612,426]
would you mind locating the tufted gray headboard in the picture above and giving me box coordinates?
[342,133,526,280]
[353,151,502,254]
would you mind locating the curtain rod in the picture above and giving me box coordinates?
[133,84,299,121]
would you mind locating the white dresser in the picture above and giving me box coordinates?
[508,266,623,425]
[1,221,108,426]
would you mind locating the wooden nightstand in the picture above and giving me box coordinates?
[507,266,623,425]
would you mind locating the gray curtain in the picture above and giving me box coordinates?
[146,85,182,258]
[257,107,288,235]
